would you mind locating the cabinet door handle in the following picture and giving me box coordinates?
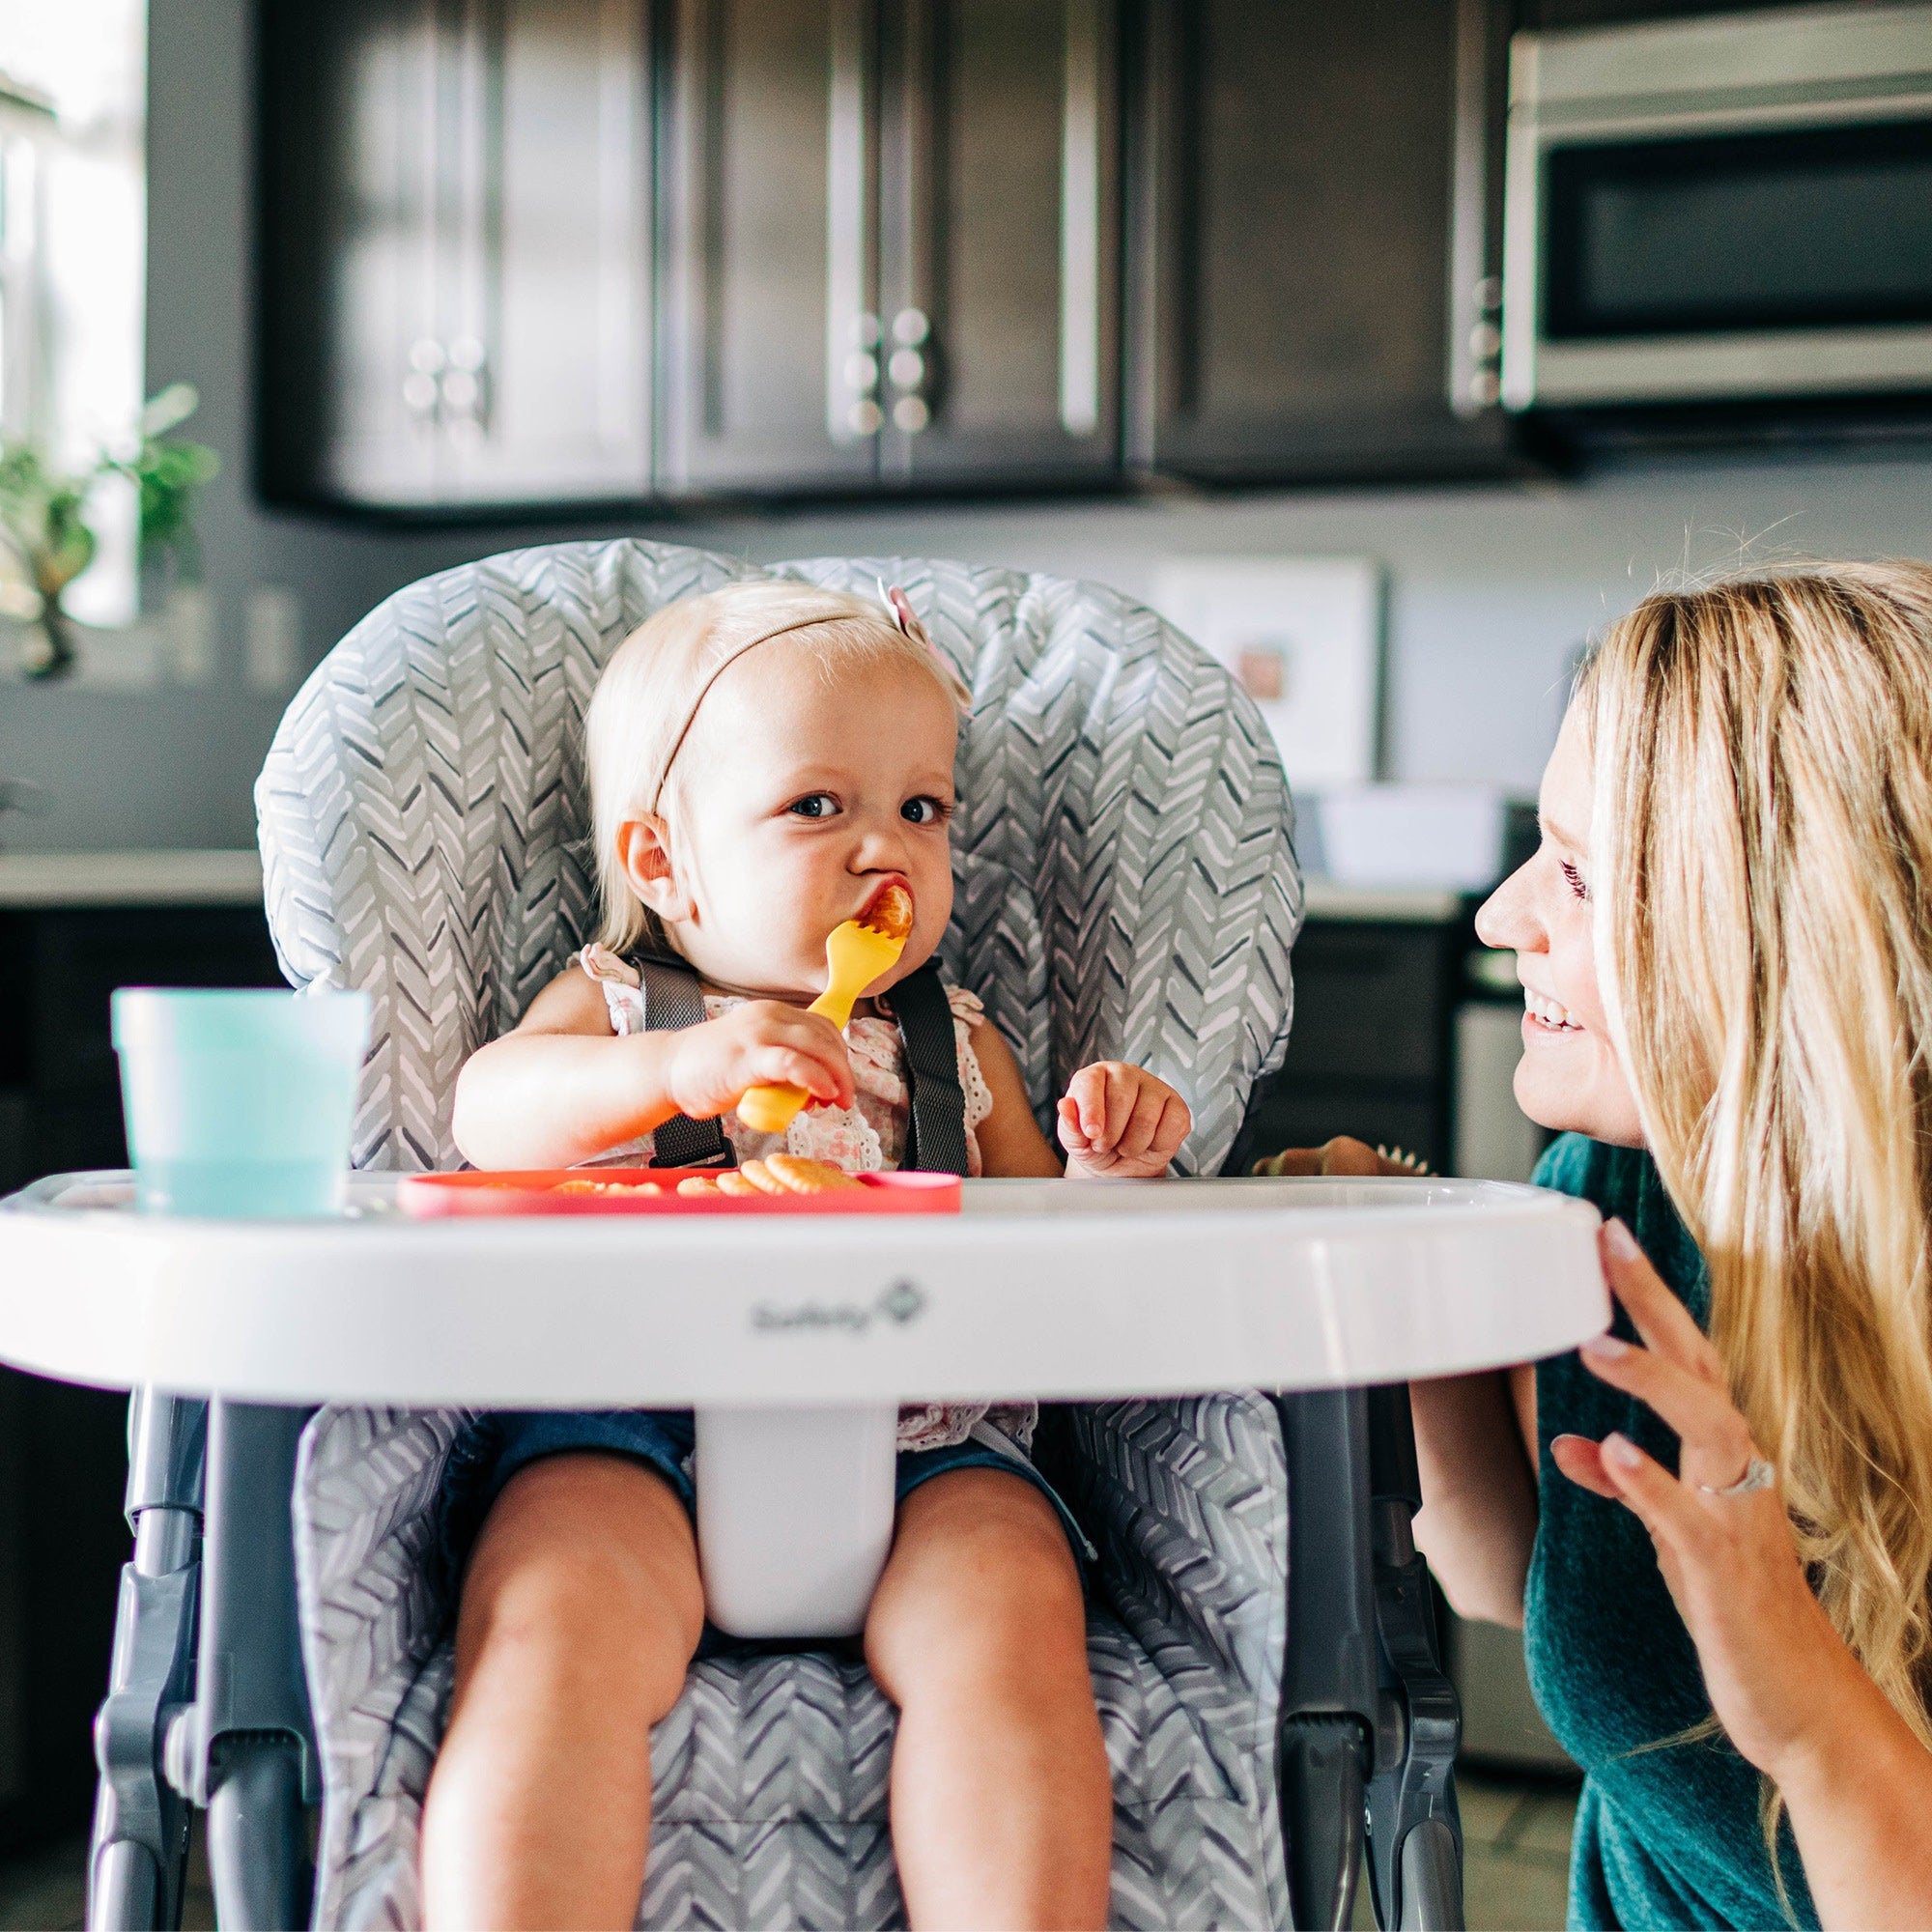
[404,340,443,419]
[1060,0,1103,438]
[1447,0,1500,416]
[826,0,874,442]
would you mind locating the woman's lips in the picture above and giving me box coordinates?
[1523,986,1582,1035]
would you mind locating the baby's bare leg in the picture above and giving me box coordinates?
[865,1468,1111,1931]
[421,1452,703,1932]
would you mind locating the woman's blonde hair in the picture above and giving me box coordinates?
[1578,561,1932,1858]
[585,580,969,953]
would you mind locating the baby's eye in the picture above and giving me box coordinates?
[786,793,839,820]
[1559,860,1589,903]
[901,795,952,826]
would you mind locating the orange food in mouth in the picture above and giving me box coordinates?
[863,882,915,941]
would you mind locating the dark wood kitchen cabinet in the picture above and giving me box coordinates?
[256,0,1535,510]
[1236,914,1465,1174]
[258,0,654,512]
[876,0,1122,486]
[653,0,882,495]
[656,0,1122,497]
[1128,0,1523,485]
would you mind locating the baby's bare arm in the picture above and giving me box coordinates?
[451,967,858,1170]
[970,1022,1065,1178]
[451,969,685,1170]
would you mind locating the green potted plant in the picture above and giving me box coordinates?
[0,384,219,680]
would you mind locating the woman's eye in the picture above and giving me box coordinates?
[901,796,951,826]
[786,793,838,819]
[1559,860,1589,903]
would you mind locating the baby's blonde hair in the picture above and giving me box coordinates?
[585,580,970,953]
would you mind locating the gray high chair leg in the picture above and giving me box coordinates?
[1275,1385,1463,1931]
[89,1393,320,1932]
[90,1390,205,1931]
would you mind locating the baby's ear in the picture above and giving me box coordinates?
[616,816,695,923]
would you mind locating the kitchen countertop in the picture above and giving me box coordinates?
[0,851,1470,923]
[0,850,264,908]
[1300,880,1469,923]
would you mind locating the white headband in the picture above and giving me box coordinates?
[644,585,959,812]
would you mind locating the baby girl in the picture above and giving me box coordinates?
[423,581,1191,1930]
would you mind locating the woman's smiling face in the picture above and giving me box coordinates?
[1475,702,1645,1148]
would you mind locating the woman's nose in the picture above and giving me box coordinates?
[1475,858,1544,953]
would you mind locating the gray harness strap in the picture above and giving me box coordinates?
[625,951,969,1176]
[888,965,971,1177]
[631,953,736,1169]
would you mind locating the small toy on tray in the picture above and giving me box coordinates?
[401,1162,958,1217]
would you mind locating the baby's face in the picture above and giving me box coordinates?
[631,644,959,1003]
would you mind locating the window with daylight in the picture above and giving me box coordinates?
[0,2,146,625]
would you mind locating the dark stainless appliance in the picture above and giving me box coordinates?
[1502,4,1932,410]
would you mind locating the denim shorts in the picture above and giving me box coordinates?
[434,1406,1091,1601]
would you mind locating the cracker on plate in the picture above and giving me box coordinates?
[761,1153,864,1194]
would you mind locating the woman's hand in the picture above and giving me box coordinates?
[1555,1219,1865,1779]
[668,1001,855,1122]
[1057,1064,1190,1178]
[1559,1219,1932,1927]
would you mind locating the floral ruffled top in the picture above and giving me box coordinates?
[575,945,1029,1455]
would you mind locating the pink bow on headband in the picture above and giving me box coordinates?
[880,581,931,648]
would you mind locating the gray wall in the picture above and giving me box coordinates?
[4,0,1932,852]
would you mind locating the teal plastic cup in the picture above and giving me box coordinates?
[111,988,371,1217]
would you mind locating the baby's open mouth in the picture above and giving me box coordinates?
[1524,988,1581,1034]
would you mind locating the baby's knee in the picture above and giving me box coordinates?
[867,1479,1087,1696]
[461,1455,704,1679]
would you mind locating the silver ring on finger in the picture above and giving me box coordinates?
[1698,1454,1776,1498]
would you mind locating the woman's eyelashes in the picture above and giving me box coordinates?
[1558,859,1590,902]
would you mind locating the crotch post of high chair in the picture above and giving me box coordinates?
[694,1404,899,1637]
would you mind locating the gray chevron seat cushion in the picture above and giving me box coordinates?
[296,1395,1291,1930]
[256,539,1304,1928]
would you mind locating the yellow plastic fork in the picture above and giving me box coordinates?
[736,888,913,1135]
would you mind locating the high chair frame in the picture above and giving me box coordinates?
[84,538,1463,1929]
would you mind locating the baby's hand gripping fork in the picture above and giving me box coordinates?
[737,884,914,1134]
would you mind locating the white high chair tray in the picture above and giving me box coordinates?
[0,1173,1608,1406]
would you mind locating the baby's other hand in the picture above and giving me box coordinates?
[1252,1136,1429,1178]
[668,1002,854,1122]
[1058,1063,1190,1179]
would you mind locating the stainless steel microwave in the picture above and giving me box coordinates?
[1501,4,1932,410]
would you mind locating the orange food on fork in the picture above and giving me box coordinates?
[865,881,915,941]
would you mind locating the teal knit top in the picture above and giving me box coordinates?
[1526,1135,1815,1930]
